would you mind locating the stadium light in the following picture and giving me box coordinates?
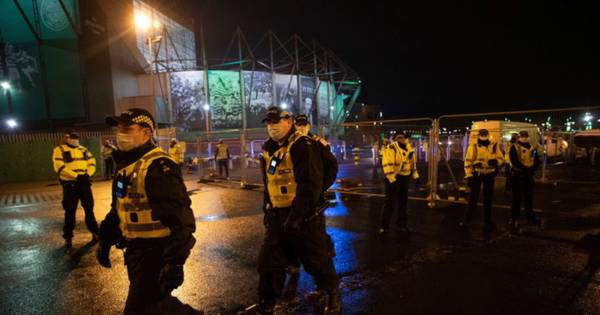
[6,118,18,129]
[203,103,210,111]
[135,13,151,30]
[1,81,10,90]
[280,102,288,109]
[583,113,593,122]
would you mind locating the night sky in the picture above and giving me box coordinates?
[162,0,599,118]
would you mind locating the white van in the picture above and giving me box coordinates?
[469,121,541,152]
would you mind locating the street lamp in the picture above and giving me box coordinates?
[280,102,288,109]
[1,81,10,90]
[135,13,163,118]
[203,103,210,133]
[6,118,18,129]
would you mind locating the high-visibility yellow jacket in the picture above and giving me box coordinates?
[168,143,185,164]
[215,143,229,161]
[262,132,302,208]
[513,142,536,168]
[52,144,96,181]
[464,141,503,178]
[115,147,172,239]
[381,142,419,183]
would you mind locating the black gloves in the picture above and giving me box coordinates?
[96,242,112,268]
[159,264,184,294]
[488,159,499,168]
[77,174,90,184]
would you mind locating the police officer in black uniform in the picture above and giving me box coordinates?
[96,108,200,314]
[253,107,341,315]
[509,130,542,228]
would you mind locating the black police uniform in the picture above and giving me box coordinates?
[509,142,541,224]
[98,141,198,314]
[258,128,339,309]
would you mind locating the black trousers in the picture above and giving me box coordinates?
[380,175,410,229]
[124,242,198,315]
[504,165,512,191]
[61,181,98,239]
[464,173,496,224]
[104,158,115,179]
[511,172,536,221]
[258,208,339,304]
[217,160,229,177]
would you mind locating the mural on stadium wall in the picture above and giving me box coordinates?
[274,74,299,115]
[170,70,341,130]
[169,71,206,130]
[300,76,316,125]
[244,71,272,128]
[317,80,334,125]
[208,70,242,129]
[0,0,82,120]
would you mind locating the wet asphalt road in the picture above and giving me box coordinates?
[0,163,599,315]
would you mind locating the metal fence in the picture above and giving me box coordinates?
[171,106,599,208]
[2,107,599,198]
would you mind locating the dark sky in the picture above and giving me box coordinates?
[163,0,599,117]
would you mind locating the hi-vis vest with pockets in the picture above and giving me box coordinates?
[216,143,229,160]
[381,142,416,177]
[262,132,303,208]
[397,143,416,176]
[515,143,535,167]
[116,147,172,239]
[53,144,96,181]
[466,142,499,174]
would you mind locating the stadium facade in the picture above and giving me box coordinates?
[0,0,360,133]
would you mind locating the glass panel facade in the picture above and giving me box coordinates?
[133,0,196,72]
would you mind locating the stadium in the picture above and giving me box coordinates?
[0,0,361,135]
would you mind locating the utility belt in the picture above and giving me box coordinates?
[265,202,329,223]
[122,236,168,249]
[471,169,498,178]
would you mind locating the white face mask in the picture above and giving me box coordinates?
[267,123,288,142]
[296,124,310,136]
[67,139,79,147]
[519,137,529,143]
[478,136,489,141]
[116,132,137,152]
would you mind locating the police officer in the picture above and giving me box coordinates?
[168,138,185,168]
[293,114,338,259]
[379,132,419,233]
[504,133,519,192]
[509,130,541,228]
[101,139,117,180]
[215,139,230,178]
[52,132,99,249]
[294,114,338,201]
[254,107,340,314]
[96,108,200,314]
[461,129,504,229]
